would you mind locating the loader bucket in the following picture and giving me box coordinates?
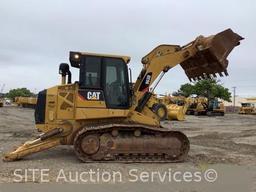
[167,104,186,121]
[180,29,243,81]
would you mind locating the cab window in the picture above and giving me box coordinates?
[104,58,129,108]
[79,56,101,88]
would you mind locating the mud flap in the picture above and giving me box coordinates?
[180,28,243,81]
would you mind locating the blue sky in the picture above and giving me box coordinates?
[0,0,255,97]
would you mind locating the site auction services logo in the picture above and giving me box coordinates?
[13,168,218,183]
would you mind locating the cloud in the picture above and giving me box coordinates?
[0,0,255,96]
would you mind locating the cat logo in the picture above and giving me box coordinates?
[138,72,152,92]
[87,91,101,100]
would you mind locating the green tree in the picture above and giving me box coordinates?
[6,88,35,101]
[177,83,195,97]
[178,79,231,102]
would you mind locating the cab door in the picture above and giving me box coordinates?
[103,58,130,109]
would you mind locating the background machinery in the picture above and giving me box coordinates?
[3,29,243,162]
[0,98,3,107]
[186,97,208,115]
[0,84,5,107]
[159,95,189,121]
[186,97,225,116]
[147,93,168,121]
[239,103,256,115]
[207,98,225,116]
[15,96,37,108]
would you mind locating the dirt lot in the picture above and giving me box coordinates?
[0,106,255,191]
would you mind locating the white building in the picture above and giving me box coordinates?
[224,97,256,107]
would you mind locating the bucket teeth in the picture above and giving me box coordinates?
[180,28,243,81]
[224,70,229,76]
[218,72,223,77]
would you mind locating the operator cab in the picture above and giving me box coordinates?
[241,103,255,108]
[69,52,131,109]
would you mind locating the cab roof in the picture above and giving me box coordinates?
[80,52,130,63]
[69,51,131,68]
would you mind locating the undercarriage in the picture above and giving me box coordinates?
[74,123,190,163]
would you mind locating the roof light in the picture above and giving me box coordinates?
[74,54,80,59]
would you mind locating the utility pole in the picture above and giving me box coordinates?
[232,86,236,107]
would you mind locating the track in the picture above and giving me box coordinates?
[74,123,190,163]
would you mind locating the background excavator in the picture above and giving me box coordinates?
[207,98,225,116]
[3,29,243,163]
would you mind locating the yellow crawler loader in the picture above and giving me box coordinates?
[239,103,256,115]
[3,29,243,162]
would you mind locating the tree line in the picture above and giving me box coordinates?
[3,88,35,101]
[176,79,231,102]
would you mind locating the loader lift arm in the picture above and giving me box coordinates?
[133,28,243,112]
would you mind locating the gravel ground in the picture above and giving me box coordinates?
[0,106,255,191]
